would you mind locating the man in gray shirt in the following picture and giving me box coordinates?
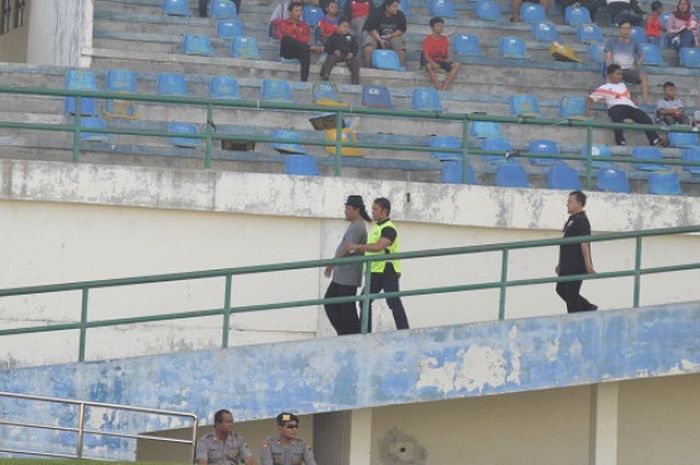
[196,409,255,465]
[323,195,370,335]
[605,21,649,103]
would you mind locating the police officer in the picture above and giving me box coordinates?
[196,409,255,465]
[345,197,409,332]
[260,412,316,465]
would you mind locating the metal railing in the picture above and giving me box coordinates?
[0,225,699,362]
[1,86,700,188]
[0,391,198,461]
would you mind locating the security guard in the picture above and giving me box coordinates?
[345,197,409,332]
[260,412,316,465]
[195,409,255,465]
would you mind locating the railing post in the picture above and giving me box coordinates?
[76,403,86,459]
[78,288,89,362]
[334,110,343,176]
[72,96,82,163]
[499,249,508,320]
[360,265,372,333]
[462,116,471,184]
[204,103,213,169]
[191,417,199,464]
[222,274,232,348]
[585,124,593,189]
[633,236,642,308]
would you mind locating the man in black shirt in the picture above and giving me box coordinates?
[362,0,407,67]
[555,191,598,313]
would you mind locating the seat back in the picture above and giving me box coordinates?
[163,0,191,16]
[106,69,137,93]
[588,43,605,63]
[209,76,240,100]
[680,47,700,68]
[648,171,682,195]
[509,95,540,116]
[630,26,646,44]
[412,87,442,112]
[639,43,662,65]
[495,161,529,188]
[564,5,591,25]
[558,95,586,118]
[182,34,213,56]
[582,144,614,168]
[429,0,456,17]
[303,6,324,26]
[65,69,98,115]
[528,139,560,165]
[284,154,320,176]
[261,79,294,103]
[272,129,306,154]
[361,85,393,108]
[325,128,363,156]
[168,122,199,148]
[475,0,501,21]
[470,121,501,138]
[452,34,480,56]
[79,117,112,142]
[532,22,559,42]
[499,36,526,58]
[577,23,603,43]
[210,0,237,18]
[217,19,244,38]
[547,163,581,190]
[441,160,477,184]
[313,81,347,106]
[520,2,546,24]
[597,167,629,193]
[669,131,699,148]
[157,72,188,97]
[430,135,461,160]
[632,147,664,171]
[481,137,512,163]
[682,146,700,174]
[231,36,261,60]
[371,49,404,70]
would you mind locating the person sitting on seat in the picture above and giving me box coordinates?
[605,21,650,103]
[421,17,461,91]
[555,0,600,22]
[278,2,323,81]
[656,81,689,125]
[344,0,373,41]
[320,19,361,84]
[512,0,550,23]
[362,0,407,67]
[645,1,664,45]
[666,0,699,51]
[318,0,340,46]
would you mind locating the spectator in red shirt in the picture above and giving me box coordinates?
[319,0,340,46]
[646,1,663,45]
[278,2,323,81]
[421,17,460,91]
[344,0,373,42]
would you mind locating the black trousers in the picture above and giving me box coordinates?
[320,54,361,84]
[556,279,596,313]
[608,105,659,145]
[324,282,360,335]
[607,2,643,26]
[280,36,311,82]
[364,265,409,332]
[199,0,242,17]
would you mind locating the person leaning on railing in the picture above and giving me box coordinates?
[196,409,256,465]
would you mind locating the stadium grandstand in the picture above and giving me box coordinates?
[0,0,699,464]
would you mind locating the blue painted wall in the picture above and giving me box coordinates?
[1,302,699,459]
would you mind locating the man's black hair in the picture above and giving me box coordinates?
[663,81,676,89]
[288,1,303,11]
[569,191,587,207]
[214,409,232,423]
[606,63,621,75]
[374,197,391,214]
[429,16,444,28]
[651,1,662,11]
[383,0,400,9]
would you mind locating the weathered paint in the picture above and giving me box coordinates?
[1,302,698,459]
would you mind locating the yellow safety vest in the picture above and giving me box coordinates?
[366,220,401,273]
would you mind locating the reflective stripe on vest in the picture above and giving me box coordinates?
[365,220,401,273]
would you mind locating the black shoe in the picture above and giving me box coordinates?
[320,74,329,81]
[616,138,627,146]
[590,304,598,311]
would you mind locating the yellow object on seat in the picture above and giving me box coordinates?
[549,42,581,63]
[325,128,363,157]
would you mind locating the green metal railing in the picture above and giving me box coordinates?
[1,225,699,362]
[1,86,700,188]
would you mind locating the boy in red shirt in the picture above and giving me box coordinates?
[344,0,372,41]
[421,17,461,91]
[318,0,339,46]
[278,2,323,81]
[646,1,663,45]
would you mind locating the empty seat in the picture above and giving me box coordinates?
[630,26,646,44]
[660,12,670,30]
[231,36,261,60]
[669,131,699,148]
[648,170,682,195]
[470,121,501,138]
[210,0,237,18]
[481,137,512,163]
[547,163,581,189]
[79,117,112,142]
[430,135,461,160]
[476,0,501,21]
[105,69,137,118]
[499,37,526,59]
[528,139,560,165]
[163,0,191,16]
[682,146,700,174]
[582,144,614,168]
[325,128,363,156]
[217,19,244,38]
[558,95,586,119]
[272,129,306,154]
[303,6,324,27]
[182,34,213,56]
[168,122,200,148]
[399,0,410,15]
[285,154,320,176]
[157,72,188,97]
[532,22,559,42]
[64,69,98,116]
[371,49,405,71]
[429,0,456,17]
[441,160,477,184]
[362,85,393,108]
[313,81,347,106]
[453,34,480,56]
[589,43,605,63]
[680,47,700,68]
[495,161,529,188]
[520,2,546,24]
[639,43,662,65]
[564,4,591,25]
[509,95,540,116]
[261,79,295,103]
[597,167,629,193]
[412,87,442,112]
[632,147,664,171]
[577,23,603,43]
[209,76,240,100]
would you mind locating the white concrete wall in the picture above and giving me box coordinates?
[25,0,92,67]
[1,159,700,368]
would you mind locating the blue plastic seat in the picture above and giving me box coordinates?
[106,69,137,93]
[430,135,461,160]
[499,37,526,59]
[429,0,456,17]
[597,167,629,193]
[564,4,591,25]
[661,12,670,30]
[231,36,261,60]
[495,161,529,188]
[532,22,559,42]
[362,85,393,108]
[509,95,540,116]
[182,34,213,56]
[209,76,240,100]
[669,131,699,147]
[528,139,560,165]
[547,163,581,189]
[163,0,191,16]
[453,34,480,57]
[630,26,646,44]
[577,23,603,43]
[639,43,662,65]
[371,49,405,71]
[412,87,442,112]
[589,43,605,63]
[157,72,188,97]
[441,160,477,184]
[558,95,586,118]
[217,19,244,38]
[272,129,306,154]
[520,2,546,24]
[648,170,682,195]
[168,122,200,148]
[632,147,664,171]
[470,121,501,138]
[682,146,700,174]
[285,154,320,176]
[680,47,700,68]
[64,69,98,116]
[210,0,237,18]
[313,81,343,104]
[303,6,324,26]
[481,137,512,163]
[79,117,112,142]
[399,0,410,16]
[261,79,295,103]
[476,0,501,21]
[582,144,614,169]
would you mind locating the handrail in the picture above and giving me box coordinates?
[1,86,699,186]
[0,391,198,461]
[0,225,699,359]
